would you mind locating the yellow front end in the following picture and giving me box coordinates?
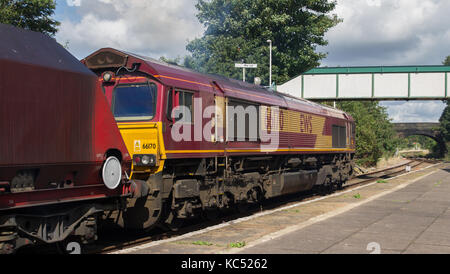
[117,122,166,179]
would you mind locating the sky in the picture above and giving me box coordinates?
[53,0,450,123]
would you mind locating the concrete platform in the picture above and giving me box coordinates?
[239,164,450,254]
[112,163,447,254]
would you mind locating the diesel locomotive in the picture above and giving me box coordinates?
[83,48,356,231]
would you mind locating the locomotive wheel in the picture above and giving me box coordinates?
[121,194,163,232]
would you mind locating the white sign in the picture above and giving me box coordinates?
[235,63,258,69]
[134,140,141,152]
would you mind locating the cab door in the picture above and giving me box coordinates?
[214,95,226,143]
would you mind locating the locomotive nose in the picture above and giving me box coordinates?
[117,122,165,178]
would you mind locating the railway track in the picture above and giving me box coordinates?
[16,159,440,254]
[94,159,438,254]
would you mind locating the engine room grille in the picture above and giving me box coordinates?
[332,125,347,148]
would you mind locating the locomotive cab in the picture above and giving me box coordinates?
[83,49,167,181]
[83,49,173,231]
[104,78,165,179]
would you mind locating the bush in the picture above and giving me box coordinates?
[334,101,399,167]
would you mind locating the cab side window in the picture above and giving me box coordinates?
[170,90,194,123]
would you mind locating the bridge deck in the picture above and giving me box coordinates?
[277,66,450,101]
[393,123,440,139]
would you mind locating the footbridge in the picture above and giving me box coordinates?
[277,66,450,101]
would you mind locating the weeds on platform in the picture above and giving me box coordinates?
[192,241,214,246]
[353,193,361,199]
[229,241,246,248]
[377,180,388,184]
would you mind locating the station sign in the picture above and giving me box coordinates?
[235,64,258,69]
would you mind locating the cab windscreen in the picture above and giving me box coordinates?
[112,83,157,121]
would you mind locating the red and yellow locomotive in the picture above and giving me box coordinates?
[83,48,356,230]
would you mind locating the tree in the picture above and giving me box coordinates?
[0,0,60,36]
[159,56,182,66]
[439,100,450,142]
[444,56,450,66]
[186,0,340,85]
[397,135,437,151]
[438,55,450,158]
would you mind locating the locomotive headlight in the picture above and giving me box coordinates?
[102,71,114,82]
[141,155,151,165]
[133,154,156,166]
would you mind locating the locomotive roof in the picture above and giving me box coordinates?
[0,23,94,76]
[84,48,351,120]
[117,49,278,96]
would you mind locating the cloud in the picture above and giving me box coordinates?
[66,0,81,7]
[319,0,449,123]
[381,101,446,122]
[56,0,204,60]
[54,0,448,122]
[321,0,450,66]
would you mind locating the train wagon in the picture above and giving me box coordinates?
[83,48,356,231]
[0,25,132,253]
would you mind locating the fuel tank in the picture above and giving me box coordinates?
[265,170,318,198]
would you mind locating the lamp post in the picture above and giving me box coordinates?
[267,39,272,87]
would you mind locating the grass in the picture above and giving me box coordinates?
[377,180,388,184]
[353,193,361,199]
[229,241,246,248]
[192,241,214,246]
[435,181,443,187]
